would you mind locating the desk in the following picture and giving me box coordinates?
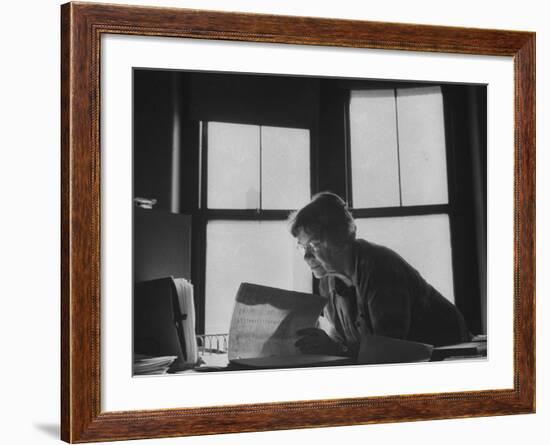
[431,340,487,361]
[169,341,488,374]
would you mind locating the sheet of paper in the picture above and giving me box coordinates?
[133,355,178,375]
[228,282,326,361]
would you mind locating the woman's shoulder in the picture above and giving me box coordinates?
[355,238,402,265]
[354,238,422,284]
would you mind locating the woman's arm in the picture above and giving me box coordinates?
[366,284,412,340]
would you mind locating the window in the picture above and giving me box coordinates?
[349,86,455,302]
[134,71,485,354]
[201,121,312,335]
[188,77,484,337]
[205,221,312,334]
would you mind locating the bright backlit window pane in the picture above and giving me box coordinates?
[355,214,454,302]
[207,122,260,209]
[396,87,448,205]
[261,126,310,209]
[205,221,312,334]
[350,90,400,208]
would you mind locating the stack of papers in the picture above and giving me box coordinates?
[172,278,199,366]
[133,355,178,375]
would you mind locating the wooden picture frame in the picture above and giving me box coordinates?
[61,1,535,442]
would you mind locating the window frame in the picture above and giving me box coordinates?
[342,84,485,333]
[191,81,485,336]
[192,120,316,335]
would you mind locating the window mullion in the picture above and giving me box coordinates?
[200,121,208,210]
[352,203,450,219]
[259,125,263,211]
[393,88,403,207]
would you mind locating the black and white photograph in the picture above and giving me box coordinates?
[3,0,545,443]
[132,69,488,375]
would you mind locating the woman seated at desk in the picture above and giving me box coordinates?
[290,192,471,360]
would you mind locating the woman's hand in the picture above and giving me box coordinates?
[295,328,347,356]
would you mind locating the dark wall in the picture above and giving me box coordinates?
[134,69,177,211]
[133,208,191,283]
[187,72,319,128]
[133,70,195,284]
[443,84,487,334]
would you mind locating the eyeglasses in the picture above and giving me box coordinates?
[296,239,322,255]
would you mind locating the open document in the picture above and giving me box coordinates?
[228,283,350,369]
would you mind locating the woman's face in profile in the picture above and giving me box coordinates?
[295,228,342,279]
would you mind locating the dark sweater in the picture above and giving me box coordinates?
[319,239,471,356]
